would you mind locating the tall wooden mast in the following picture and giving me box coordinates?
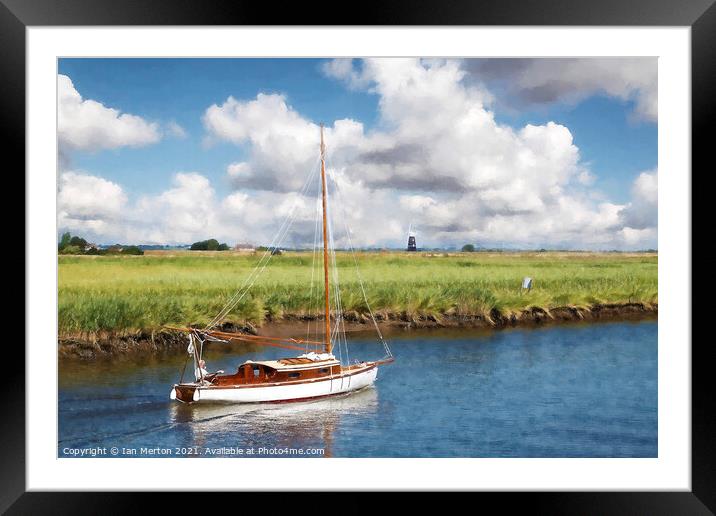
[320,124,331,355]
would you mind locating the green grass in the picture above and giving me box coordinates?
[58,251,658,335]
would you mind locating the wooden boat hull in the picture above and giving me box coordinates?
[171,364,378,404]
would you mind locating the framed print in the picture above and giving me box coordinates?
[4,0,711,512]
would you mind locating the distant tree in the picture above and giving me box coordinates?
[271,248,283,255]
[69,236,88,249]
[461,244,476,252]
[190,239,229,251]
[56,233,146,256]
[59,245,82,255]
[121,246,144,255]
[59,232,72,250]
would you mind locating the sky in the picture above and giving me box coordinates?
[57,58,658,250]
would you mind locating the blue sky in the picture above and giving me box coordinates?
[59,59,380,197]
[57,58,658,249]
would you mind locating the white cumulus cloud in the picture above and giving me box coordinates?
[58,58,657,250]
[166,121,188,139]
[57,171,128,236]
[58,74,161,153]
[196,58,654,249]
[464,58,657,122]
[618,169,658,231]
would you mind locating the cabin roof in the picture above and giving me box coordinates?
[244,356,339,371]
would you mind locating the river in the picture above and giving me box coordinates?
[58,320,657,458]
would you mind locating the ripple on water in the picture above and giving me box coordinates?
[58,320,657,458]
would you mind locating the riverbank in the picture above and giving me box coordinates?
[58,302,657,359]
[58,251,657,358]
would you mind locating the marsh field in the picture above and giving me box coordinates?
[58,251,657,342]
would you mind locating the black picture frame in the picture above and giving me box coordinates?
[4,0,708,512]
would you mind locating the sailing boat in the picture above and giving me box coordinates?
[170,125,393,404]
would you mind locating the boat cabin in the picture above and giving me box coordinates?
[206,356,342,386]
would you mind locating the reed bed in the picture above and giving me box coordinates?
[58,251,658,335]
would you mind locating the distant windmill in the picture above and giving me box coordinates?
[406,224,417,252]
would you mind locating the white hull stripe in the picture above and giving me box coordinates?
[173,366,379,403]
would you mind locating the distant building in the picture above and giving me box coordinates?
[234,243,256,252]
[407,233,417,252]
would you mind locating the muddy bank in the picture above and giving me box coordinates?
[58,303,657,359]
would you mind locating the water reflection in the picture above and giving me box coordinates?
[169,387,379,457]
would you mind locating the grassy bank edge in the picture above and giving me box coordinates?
[58,302,657,359]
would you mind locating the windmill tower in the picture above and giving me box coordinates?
[406,224,417,252]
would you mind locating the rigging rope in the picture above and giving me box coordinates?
[200,139,392,363]
[306,191,321,350]
[205,156,322,331]
[328,204,350,365]
[326,151,393,359]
